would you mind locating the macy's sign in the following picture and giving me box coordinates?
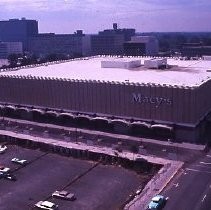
[132,93,172,108]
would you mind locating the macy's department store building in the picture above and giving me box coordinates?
[0,56,211,143]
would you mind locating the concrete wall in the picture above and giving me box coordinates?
[0,75,210,126]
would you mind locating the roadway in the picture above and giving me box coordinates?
[163,151,211,210]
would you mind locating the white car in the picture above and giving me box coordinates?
[0,166,10,174]
[52,190,76,201]
[34,201,58,210]
[11,158,28,165]
[0,145,7,154]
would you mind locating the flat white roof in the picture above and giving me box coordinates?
[1,56,211,87]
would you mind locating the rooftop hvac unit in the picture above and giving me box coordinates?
[144,58,167,69]
[101,59,141,69]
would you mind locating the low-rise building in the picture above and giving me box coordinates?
[28,31,91,57]
[90,34,125,55]
[181,45,211,57]
[90,23,135,56]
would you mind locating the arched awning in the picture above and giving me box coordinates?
[75,115,91,121]
[5,105,17,111]
[131,121,152,136]
[111,119,130,126]
[91,117,111,131]
[17,107,30,112]
[45,110,59,117]
[131,121,151,129]
[0,104,5,109]
[91,117,109,123]
[111,119,129,125]
[75,115,91,128]
[31,108,45,115]
[151,124,173,131]
[59,112,75,118]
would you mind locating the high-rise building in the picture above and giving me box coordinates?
[0,42,7,58]
[0,42,23,58]
[0,18,38,51]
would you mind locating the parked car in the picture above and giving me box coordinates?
[0,172,17,181]
[0,172,5,178]
[147,195,167,210]
[34,201,58,210]
[0,166,10,174]
[11,158,28,165]
[0,145,7,154]
[52,190,76,201]
[5,173,17,181]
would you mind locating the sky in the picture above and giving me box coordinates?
[0,0,211,34]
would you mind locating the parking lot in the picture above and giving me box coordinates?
[0,143,152,210]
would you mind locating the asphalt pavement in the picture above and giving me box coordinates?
[0,127,183,210]
[0,144,146,210]
[163,151,211,210]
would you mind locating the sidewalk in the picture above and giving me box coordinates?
[125,160,183,210]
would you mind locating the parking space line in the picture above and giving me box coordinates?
[200,161,211,165]
[30,160,101,209]
[173,183,179,188]
[201,194,207,202]
[186,168,211,174]
[194,164,211,170]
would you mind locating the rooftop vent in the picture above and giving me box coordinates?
[144,58,167,69]
[101,59,141,69]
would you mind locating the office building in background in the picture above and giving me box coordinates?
[0,18,38,51]
[0,41,23,59]
[124,36,159,56]
[90,23,136,56]
[28,31,91,57]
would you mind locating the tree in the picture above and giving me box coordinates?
[45,53,68,62]
[7,53,21,67]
